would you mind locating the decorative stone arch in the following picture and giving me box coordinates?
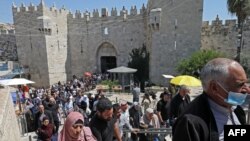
[96,42,118,73]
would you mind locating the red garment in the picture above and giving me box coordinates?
[37,123,54,141]
[23,85,29,92]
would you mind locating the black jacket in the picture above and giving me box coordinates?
[129,106,142,128]
[172,93,246,141]
[170,93,190,118]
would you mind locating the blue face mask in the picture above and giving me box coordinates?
[225,91,247,105]
[217,82,248,106]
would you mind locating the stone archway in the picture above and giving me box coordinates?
[96,42,117,73]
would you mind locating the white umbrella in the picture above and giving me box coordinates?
[0,78,35,86]
[162,74,175,79]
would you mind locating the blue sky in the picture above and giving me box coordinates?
[0,0,236,24]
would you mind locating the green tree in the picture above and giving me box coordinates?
[240,53,250,77]
[227,0,248,26]
[128,44,149,91]
[176,50,225,77]
[227,0,249,62]
[244,0,250,15]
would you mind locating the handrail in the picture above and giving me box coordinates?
[17,114,29,136]
[123,128,172,133]
[123,128,172,141]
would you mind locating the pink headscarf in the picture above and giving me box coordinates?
[58,112,96,141]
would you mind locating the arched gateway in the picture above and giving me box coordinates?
[96,42,117,73]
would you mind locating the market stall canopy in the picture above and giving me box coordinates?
[0,78,35,86]
[107,66,137,73]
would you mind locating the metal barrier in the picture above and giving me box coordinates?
[123,128,172,141]
[246,104,250,124]
[17,114,28,136]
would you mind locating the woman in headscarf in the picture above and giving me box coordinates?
[37,116,54,141]
[58,112,96,141]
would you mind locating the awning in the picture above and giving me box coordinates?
[107,66,137,73]
[0,78,35,86]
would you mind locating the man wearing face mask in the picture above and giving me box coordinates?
[172,58,249,141]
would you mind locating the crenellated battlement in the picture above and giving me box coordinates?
[201,15,239,36]
[12,0,68,15]
[202,15,237,27]
[68,4,146,20]
[13,0,145,21]
[12,2,39,13]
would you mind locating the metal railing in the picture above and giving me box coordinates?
[123,128,172,141]
[17,114,29,136]
[244,104,250,124]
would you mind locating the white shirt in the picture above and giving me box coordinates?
[208,99,241,141]
[119,109,132,136]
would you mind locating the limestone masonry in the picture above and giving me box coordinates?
[3,0,205,87]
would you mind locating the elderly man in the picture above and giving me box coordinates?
[172,58,249,141]
[139,108,160,141]
[34,104,54,131]
[170,85,191,119]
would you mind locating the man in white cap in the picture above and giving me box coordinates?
[139,108,160,141]
[140,108,160,129]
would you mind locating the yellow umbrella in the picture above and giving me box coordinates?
[170,75,201,87]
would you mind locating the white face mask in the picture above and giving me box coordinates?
[216,82,248,106]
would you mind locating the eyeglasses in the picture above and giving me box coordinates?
[235,81,247,88]
[72,124,83,129]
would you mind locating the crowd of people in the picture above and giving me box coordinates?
[14,58,250,141]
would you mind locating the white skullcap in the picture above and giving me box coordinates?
[146,108,154,114]
[133,102,139,106]
[120,100,127,106]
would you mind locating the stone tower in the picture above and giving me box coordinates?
[12,0,69,87]
[147,0,203,84]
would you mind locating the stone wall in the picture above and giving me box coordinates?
[201,16,250,73]
[67,9,146,78]
[0,30,17,61]
[0,87,20,141]
[148,0,203,85]
[201,15,238,57]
